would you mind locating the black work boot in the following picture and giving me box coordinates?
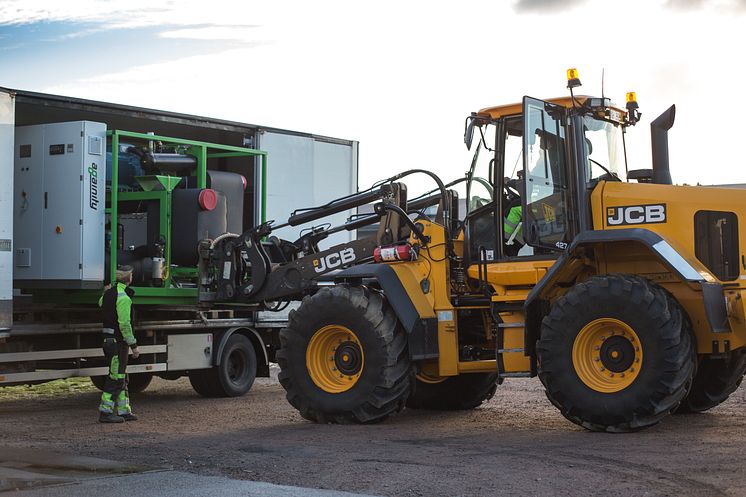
[120,412,138,421]
[99,412,125,423]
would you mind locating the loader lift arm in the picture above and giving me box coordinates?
[201,181,430,305]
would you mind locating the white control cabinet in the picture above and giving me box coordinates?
[14,121,107,288]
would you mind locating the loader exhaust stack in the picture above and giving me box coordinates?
[650,104,675,185]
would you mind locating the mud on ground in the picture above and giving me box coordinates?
[1,371,745,497]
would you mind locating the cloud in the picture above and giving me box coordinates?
[665,0,746,10]
[160,25,262,41]
[0,1,167,26]
[513,0,589,13]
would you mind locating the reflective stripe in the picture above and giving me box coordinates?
[652,240,706,282]
[116,390,131,414]
[102,328,115,335]
[99,395,115,413]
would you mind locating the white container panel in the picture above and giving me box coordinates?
[259,131,358,249]
[312,140,358,248]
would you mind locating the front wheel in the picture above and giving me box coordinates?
[277,285,412,424]
[537,275,695,432]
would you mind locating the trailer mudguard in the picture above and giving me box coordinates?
[334,264,439,360]
[524,228,730,355]
[214,327,270,377]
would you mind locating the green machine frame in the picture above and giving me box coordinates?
[105,130,267,306]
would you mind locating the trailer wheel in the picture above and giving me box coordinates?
[537,275,695,432]
[189,334,257,397]
[277,285,411,424]
[90,375,106,391]
[90,372,152,393]
[127,373,153,393]
[406,373,498,410]
[677,349,746,413]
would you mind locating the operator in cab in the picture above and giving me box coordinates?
[98,266,140,423]
[503,170,524,256]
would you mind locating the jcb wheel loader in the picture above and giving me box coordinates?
[203,69,746,431]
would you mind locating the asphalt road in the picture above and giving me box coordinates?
[1,370,745,497]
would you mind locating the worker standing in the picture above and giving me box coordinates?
[98,266,140,423]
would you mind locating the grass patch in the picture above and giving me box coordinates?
[0,377,98,400]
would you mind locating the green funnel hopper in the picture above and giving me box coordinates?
[135,175,182,192]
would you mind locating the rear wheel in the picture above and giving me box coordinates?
[406,373,497,410]
[189,334,257,397]
[537,275,695,432]
[277,285,411,424]
[678,350,746,413]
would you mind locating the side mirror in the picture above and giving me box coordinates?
[464,114,478,150]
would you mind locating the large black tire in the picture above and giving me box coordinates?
[537,275,695,432]
[406,373,498,410]
[277,285,411,424]
[90,372,152,393]
[189,334,257,397]
[678,349,746,413]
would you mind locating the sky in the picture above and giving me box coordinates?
[2,0,746,195]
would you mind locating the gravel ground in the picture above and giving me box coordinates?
[1,370,745,497]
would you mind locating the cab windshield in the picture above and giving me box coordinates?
[583,116,626,182]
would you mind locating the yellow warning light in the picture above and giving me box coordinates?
[625,91,640,125]
[566,68,581,89]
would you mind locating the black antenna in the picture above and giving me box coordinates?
[601,68,605,100]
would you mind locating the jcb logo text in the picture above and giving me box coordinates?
[607,204,666,226]
[313,248,356,273]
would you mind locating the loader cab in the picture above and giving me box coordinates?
[464,96,630,268]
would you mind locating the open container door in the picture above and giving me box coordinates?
[0,90,14,330]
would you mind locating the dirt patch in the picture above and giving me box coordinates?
[1,372,745,497]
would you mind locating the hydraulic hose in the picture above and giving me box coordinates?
[383,169,453,255]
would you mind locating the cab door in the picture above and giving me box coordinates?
[521,97,573,251]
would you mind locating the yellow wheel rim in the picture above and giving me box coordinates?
[306,325,364,394]
[572,318,642,393]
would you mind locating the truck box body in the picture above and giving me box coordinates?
[0,86,358,390]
